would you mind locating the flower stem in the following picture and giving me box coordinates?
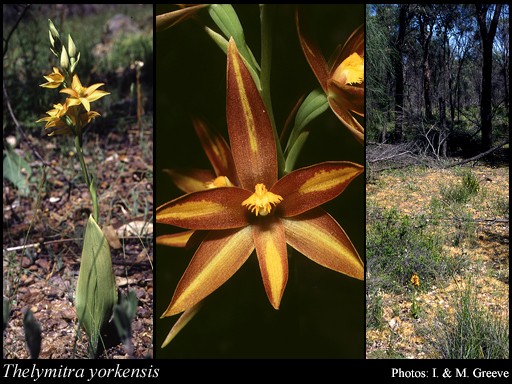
[259,4,285,177]
[74,135,99,222]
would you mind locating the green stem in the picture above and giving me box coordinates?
[75,135,90,188]
[259,4,285,177]
[74,134,99,222]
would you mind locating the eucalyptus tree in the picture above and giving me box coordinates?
[475,4,502,152]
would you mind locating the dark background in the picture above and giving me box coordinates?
[155,4,364,358]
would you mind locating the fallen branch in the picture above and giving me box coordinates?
[444,139,509,168]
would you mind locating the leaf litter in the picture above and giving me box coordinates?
[3,126,153,359]
[366,164,509,359]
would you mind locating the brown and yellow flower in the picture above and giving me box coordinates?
[296,6,364,144]
[157,38,364,316]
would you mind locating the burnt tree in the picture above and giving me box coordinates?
[475,4,502,152]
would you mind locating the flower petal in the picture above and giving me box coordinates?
[72,73,82,90]
[331,24,364,73]
[328,98,364,144]
[80,97,91,112]
[156,187,252,229]
[156,4,209,33]
[253,215,288,309]
[156,231,195,248]
[282,207,364,280]
[47,127,73,136]
[226,38,277,191]
[163,168,216,193]
[59,88,78,97]
[296,5,329,93]
[191,117,240,187]
[161,300,204,348]
[328,80,364,116]
[272,161,363,217]
[85,83,106,95]
[86,90,110,103]
[161,225,254,316]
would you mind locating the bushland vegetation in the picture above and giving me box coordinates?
[366,4,508,359]
[367,4,508,159]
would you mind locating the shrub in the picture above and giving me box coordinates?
[366,208,446,294]
[418,278,509,359]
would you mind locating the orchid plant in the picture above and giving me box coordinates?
[156,4,364,356]
[36,20,115,357]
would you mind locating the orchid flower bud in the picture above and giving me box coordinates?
[48,19,60,41]
[68,34,77,59]
[60,46,69,71]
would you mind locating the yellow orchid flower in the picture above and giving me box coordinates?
[39,67,65,88]
[60,74,109,112]
[36,103,67,126]
[37,104,100,135]
[411,272,420,287]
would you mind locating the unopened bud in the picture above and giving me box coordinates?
[48,19,61,41]
[48,26,62,58]
[70,51,80,75]
[60,46,69,71]
[49,30,55,47]
[68,34,77,58]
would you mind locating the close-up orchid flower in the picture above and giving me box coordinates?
[296,5,364,144]
[156,4,364,358]
[157,38,364,316]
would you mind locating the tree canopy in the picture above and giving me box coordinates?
[367,4,509,158]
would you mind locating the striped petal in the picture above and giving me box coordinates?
[163,168,216,193]
[272,161,363,217]
[156,187,252,230]
[253,215,288,309]
[156,231,195,248]
[226,38,277,191]
[328,80,364,116]
[331,24,364,75]
[161,300,204,348]
[156,4,209,33]
[296,5,329,93]
[282,207,364,280]
[161,225,254,316]
[191,117,240,187]
[328,98,364,144]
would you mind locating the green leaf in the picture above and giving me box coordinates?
[3,297,10,334]
[284,130,311,174]
[76,214,118,355]
[284,87,329,170]
[208,4,261,74]
[3,150,32,196]
[23,308,41,359]
[113,290,137,352]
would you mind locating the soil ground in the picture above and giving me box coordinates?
[3,126,153,359]
[365,163,509,359]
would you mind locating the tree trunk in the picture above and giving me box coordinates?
[475,4,502,153]
[440,13,450,159]
[393,4,408,144]
[418,8,434,121]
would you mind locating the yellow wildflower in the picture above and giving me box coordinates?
[60,74,109,112]
[40,67,65,88]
